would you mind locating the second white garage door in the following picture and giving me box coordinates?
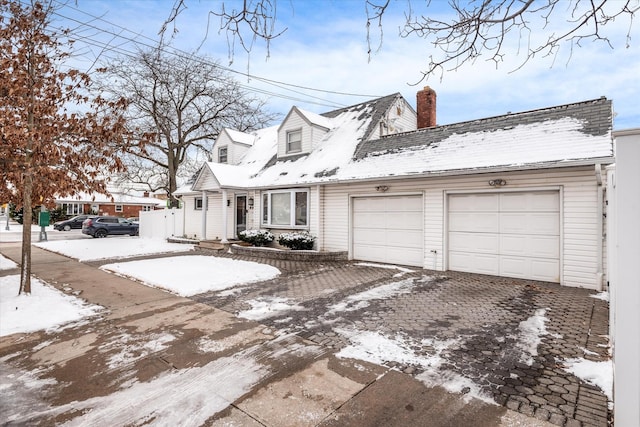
[352,195,424,267]
[448,191,560,282]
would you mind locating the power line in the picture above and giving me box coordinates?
[44,0,385,110]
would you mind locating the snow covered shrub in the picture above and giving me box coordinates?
[238,229,274,247]
[277,231,316,250]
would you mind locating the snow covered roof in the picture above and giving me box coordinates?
[198,96,613,190]
[56,192,165,206]
[223,129,256,146]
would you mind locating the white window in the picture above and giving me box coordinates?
[142,205,152,212]
[64,203,84,215]
[261,189,308,227]
[286,129,302,154]
[115,205,123,213]
[218,146,228,163]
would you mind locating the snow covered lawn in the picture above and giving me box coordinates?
[0,275,103,336]
[35,237,194,261]
[100,255,280,297]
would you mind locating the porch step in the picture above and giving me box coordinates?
[197,241,225,251]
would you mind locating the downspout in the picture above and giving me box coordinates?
[221,188,229,243]
[595,164,604,291]
[316,185,323,250]
[200,191,207,240]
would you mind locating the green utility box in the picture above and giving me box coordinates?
[39,211,50,227]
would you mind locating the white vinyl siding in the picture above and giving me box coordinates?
[321,167,604,289]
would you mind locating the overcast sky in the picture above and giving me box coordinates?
[52,0,639,130]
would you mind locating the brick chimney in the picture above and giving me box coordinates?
[416,86,437,128]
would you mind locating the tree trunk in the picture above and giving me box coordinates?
[19,171,32,295]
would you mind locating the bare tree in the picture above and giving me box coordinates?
[0,0,128,294]
[99,48,276,204]
[163,0,638,79]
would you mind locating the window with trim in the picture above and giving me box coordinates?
[64,203,84,215]
[286,129,302,154]
[115,204,123,213]
[195,197,205,210]
[218,146,228,163]
[262,189,308,227]
[142,205,152,211]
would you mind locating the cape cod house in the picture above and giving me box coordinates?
[178,88,613,290]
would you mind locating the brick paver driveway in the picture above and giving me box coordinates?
[192,252,611,427]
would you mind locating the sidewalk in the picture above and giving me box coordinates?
[1,243,556,426]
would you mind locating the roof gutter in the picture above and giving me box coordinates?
[222,157,615,191]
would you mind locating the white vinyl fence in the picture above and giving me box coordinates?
[139,208,184,239]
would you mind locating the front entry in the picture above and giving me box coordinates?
[236,195,247,236]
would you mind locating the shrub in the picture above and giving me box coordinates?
[278,231,316,250]
[238,229,274,247]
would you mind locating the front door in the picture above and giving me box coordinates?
[236,195,247,236]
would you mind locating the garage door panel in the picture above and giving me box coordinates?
[500,235,559,258]
[449,252,500,275]
[500,213,559,235]
[449,232,499,254]
[500,192,560,211]
[499,257,559,282]
[449,212,499,233]
[449,193,499,211]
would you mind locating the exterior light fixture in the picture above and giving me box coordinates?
[375,185,389,192]
[488,179,507,187]
[248,197,254,208]
[227,199,231,206]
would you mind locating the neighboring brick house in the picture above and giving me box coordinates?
[56,192,165,218]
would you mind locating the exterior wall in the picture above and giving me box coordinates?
[182,194,202,239]
[322,167,605,289]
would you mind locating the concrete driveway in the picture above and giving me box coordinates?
[0,245,610,426]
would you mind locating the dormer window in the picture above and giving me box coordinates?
[218,146,228,163]
[286,129,302,154]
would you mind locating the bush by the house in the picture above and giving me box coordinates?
[238,229,274,247]
[278,231,316,250]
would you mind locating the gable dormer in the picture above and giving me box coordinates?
[277,107,332,158]
[370,94,417,140]
[213,129,255,165]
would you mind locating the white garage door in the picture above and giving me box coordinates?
[448,191,560,282]
[352,195,423,267]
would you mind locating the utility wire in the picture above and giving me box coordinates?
[44,0,385,110]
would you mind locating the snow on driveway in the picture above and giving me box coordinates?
[0,254,18,270]
[100,255,280,297]
[35,237,193,261]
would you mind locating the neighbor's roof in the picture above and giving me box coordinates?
[56,192,165,206]
[201,96,613,190]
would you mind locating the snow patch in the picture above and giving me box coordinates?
[238,297,305,321]
[35,237,193,261]
[516,308,548,365]
[0,275,103,337]
[562,358,613,402]
[101,256,280,297]
[0,254,18,270]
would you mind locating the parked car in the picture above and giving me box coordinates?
[82,216,139,238]
[127,217,139,224]
[53,215,91,231]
